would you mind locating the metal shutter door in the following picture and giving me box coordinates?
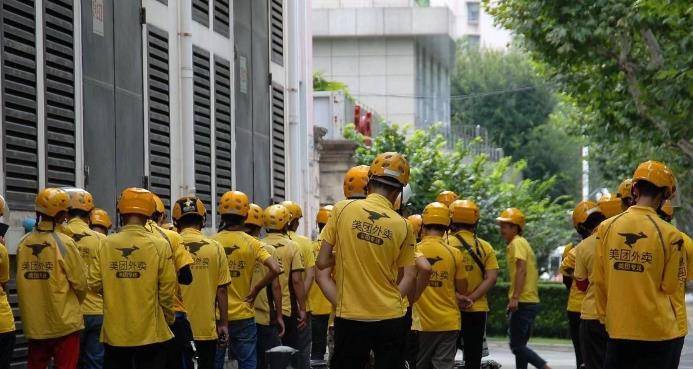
[44,0,76,188]
[193,46,212,215]
[271,83,285,201]
[213,0,229,37]
[146,25,171,207]
[214,56,232,203]
[1,0,39,209]
[192,0,209,27]
[269,0,283,66]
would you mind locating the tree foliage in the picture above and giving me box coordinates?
[487,0,692,232]
[345,124,575,268]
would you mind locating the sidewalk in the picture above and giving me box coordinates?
[485,339,577,369]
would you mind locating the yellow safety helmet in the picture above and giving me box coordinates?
[571,200,602,228]
[0,194,6,217]
[422,202,451,226]
[316,205,333,225]
[407,214,422,237]
[660,200,674,219]
[436,191,459,207]
[617,178,633,200]
[450,199,480,225]
[63,187,95,212]
[263,204,291,230]
[218,191,250,216]
[281,200,303,220]
[368,152,410,187]
[90,208,113,229]
[496,208,526,230]
[343,165,370,199]
[35,188,70,217]
[172,196,207,221]
[597,193,622,218]
[117,188,156,217]
[152,194,166,214]
[245,203,264,227]
[632,160,676,198]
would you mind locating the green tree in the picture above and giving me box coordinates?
[345,124,575,273]
[487,0,692,232]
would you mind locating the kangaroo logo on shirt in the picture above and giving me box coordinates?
[116,246,140,259]
[186,240,208,255]
[225,245,240,256]
[364,209,390,222]
[426,256,443,266]
[26,242,51,257]
[71,232,91,242]
[618,232,647,248]
[672,239,684,251]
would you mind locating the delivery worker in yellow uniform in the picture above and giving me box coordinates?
[146,194,195,369]
[412,202,467,369]
[309,205,333,363]
[17,188,86,369]
[407,214,423,243]
[316,152,417,369]
[281,200,316,369]
[342,165,370,200]
[435,191,458,208]
[213,192,280,369]
[262,205,308,363]
[88,187,176,368]
[617,178,634,211]
[0,195,15,369]
[447,200,499,369]
[90,208,113,236]
[596,193,622,219]
[656,200,693,369]
[245,204,284,369]
[561,201,606,369]
[498,208,551,369]
[592,160,683,369]
[571,201,607,369]
[172,196,232,369]
[62,188,105,369]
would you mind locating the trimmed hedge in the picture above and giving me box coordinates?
[485,282,570,338]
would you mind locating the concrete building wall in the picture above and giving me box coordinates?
[430,0,512,49]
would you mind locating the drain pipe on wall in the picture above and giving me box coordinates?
[179,0,196,196]
[287,0,305,233]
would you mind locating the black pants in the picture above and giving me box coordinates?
[194,340,217,369]
[282,315,311,369]
[460,311,487,369]
[508,303,546,369]
[256,324,281,369]
[311,314,330,360]
[567,311,583,369]
[399,307,416,369]
[104,342,167,369]
[331,317,406,369]
[0,331,15,369]
[165,314,194,369]
[579,319,607,369]
[605,338,677,369]
[671,336,685,369]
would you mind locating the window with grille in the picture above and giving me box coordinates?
[271,84,285,200]
[192,47,212,215]
[1,0,39,209]
[269,0,284,65]
[213,0,230,37]
[214,56,232,204]
[147,26,171,207]
[192,0,209,27]
[467,2,479,24]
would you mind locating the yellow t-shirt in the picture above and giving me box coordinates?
[17,221,86,339]
[89,224,176,346]
[212,230,271,321]
[412,236,466,332]
[308,239,333,315]
[180,228,232,340]
[560,244,585,313]
[448,230,499,312]
[0,242,15,333]
[321,194,416,320]
[289,231,316,311]
[253,243,279,326]
[592,206,683,341]
[66,218,104,315]
[263,233,304,317]
[506,236,540,303]
[146,220,194,313]
[573,234,600,321]
[672,232,693,337]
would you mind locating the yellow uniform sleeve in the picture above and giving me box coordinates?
[661,232,683,295]
[684,234,693,282]
[483,242,500,270]
[61,238,87,304]
[560,247,577,276]
[302,241,316,269]
[513,239,529,262]
[216,241,233,287]
[320,211,338,247]
[168,231,194,271]
[291,245,305,272]
[157,241,177,325]
[87,240,103,294]
[396,222,416,268]
[453,248,467,281]
[0,244,9,284]
[252,238,272,264]
[574,246,588,281]
[592,224,607,317]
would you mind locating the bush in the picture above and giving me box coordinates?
[486,282,569,339]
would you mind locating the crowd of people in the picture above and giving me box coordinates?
[0,152,688,369]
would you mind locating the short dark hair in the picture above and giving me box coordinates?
[634,180,666,199]
[150,211,164,222]
[68,209,90,219]
[221,214,246,227]
[450,223,476,233]
[577,213,607,238]
[176,214,204,229]
[423,224,448,233]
